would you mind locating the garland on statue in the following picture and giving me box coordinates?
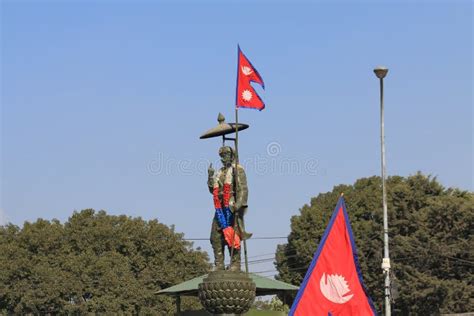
[213,168,241,249]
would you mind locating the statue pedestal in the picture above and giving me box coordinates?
[198,270,256,315]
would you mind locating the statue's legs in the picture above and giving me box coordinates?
[210,218,225,270]
[229,247,241,271]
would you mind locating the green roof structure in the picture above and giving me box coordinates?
[156,273,298,315]
[156,273,299,297]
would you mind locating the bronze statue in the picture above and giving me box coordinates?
[208,146,251,271]
[198,114,257,314]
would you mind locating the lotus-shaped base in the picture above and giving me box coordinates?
[198,270,256,314]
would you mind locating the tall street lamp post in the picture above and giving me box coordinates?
[374,66,391,316]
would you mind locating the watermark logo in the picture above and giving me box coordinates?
[266,141,281,157]
[147,141,320,177]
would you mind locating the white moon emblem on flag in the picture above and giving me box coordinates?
[242,90,253,102]
[320,273,354,304]
[241,66,253,76]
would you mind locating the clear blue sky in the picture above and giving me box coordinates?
[1,1,472,275]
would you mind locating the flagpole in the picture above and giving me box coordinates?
[229,108,239,267]
[230,106,250,274]
[374,66,391,316]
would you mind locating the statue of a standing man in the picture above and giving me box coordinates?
[208,146,251,271]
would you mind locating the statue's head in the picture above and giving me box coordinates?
[219,146,234,167]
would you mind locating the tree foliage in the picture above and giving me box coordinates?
[275,173,473,315]
[253,296,290,312]
[0,210,210,314]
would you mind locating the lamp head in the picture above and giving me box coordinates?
[374,66,389,79]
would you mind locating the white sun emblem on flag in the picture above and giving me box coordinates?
[242,89,253,102]
[241,66,253,76]
[320,273,354,304]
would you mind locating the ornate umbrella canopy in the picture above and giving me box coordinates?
[200,113,249,139]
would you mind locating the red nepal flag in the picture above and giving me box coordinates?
[290,196,378,316]
[235,45,265,110]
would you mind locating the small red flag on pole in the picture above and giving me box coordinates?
[235,45,265,110]
[290,196,378,316]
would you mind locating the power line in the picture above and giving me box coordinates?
[248,252,474,277]
[246,253,302,266]
[247,252,278,259]
[248,245,474,267]
[187,234,474,271]
[440,255,474,266]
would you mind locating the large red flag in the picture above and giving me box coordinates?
[290,197,378,316]
[236,45,265,110]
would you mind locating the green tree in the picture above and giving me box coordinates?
[0,210,210,315]
[253,296,290,312]
[275,173,473,315]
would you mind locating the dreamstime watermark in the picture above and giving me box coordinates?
[147,141,320,176]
